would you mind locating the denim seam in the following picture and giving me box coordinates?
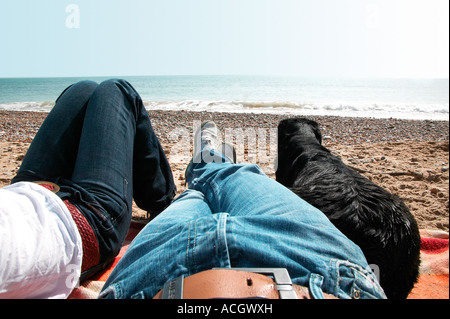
[334,259,354,298]
[185,219,199,275]
[216,213,231,268]
[110,202,128,227]
[193,219,198,272]
[185,221,192,275]
[211,182,221,212]
[328,258,338,297]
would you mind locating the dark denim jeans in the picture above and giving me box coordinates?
[12,79,176,276]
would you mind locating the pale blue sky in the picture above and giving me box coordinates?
[0,0,448,78]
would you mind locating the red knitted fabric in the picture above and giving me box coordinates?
[63,200,100,273]
[39,183,55,192]
[37,183,100,273]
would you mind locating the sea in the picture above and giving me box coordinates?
[0,76,448,121]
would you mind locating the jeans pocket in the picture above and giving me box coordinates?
[335,260,387,299]
[351,268,386,299]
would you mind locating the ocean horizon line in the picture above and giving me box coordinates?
[1,76,448,121]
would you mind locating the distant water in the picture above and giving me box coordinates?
[0,76,448,120]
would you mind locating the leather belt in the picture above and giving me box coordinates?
[34,181,100,273]
[154,268,338,299]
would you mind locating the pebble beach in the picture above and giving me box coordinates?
[1,109,449,231]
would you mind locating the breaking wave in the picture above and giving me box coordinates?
[143,100,449,120]
[0,100,448,121]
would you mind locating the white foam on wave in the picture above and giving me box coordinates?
[144,100,449,121]
[0,100,448,121]
[0,101,55,112]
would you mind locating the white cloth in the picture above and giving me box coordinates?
[0,182,82,299]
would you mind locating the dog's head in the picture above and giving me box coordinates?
[278,118,323,145]
[276,118,326,184]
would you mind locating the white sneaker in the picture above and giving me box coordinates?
[193,121,219,158]
[185,122,237,184]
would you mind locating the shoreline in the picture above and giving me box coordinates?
[1,103,448,122]
[1,109,449,231]
[1,109,449,144]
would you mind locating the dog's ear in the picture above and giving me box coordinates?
[296,118,323,144]
[309,120,323,144]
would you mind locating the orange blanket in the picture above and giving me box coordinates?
[68,222,449,299]
[407,230,449,299]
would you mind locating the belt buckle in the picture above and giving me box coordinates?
[161,275,184,299]
[220,268,298,299]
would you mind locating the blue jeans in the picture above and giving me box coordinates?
[100,149,386,299]
[12,79,176,273]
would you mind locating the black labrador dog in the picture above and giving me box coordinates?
[276,118,421,299]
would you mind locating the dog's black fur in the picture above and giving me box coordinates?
[276,118,421,299]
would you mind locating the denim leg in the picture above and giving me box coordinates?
[13,79,176,265]
[186,150,386,298]
[101,149,386,299]
[67,80,137,247]
[12,80,98,183]
[132,102,176,215]
[187,149,325,219]
[100,189,231,299]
